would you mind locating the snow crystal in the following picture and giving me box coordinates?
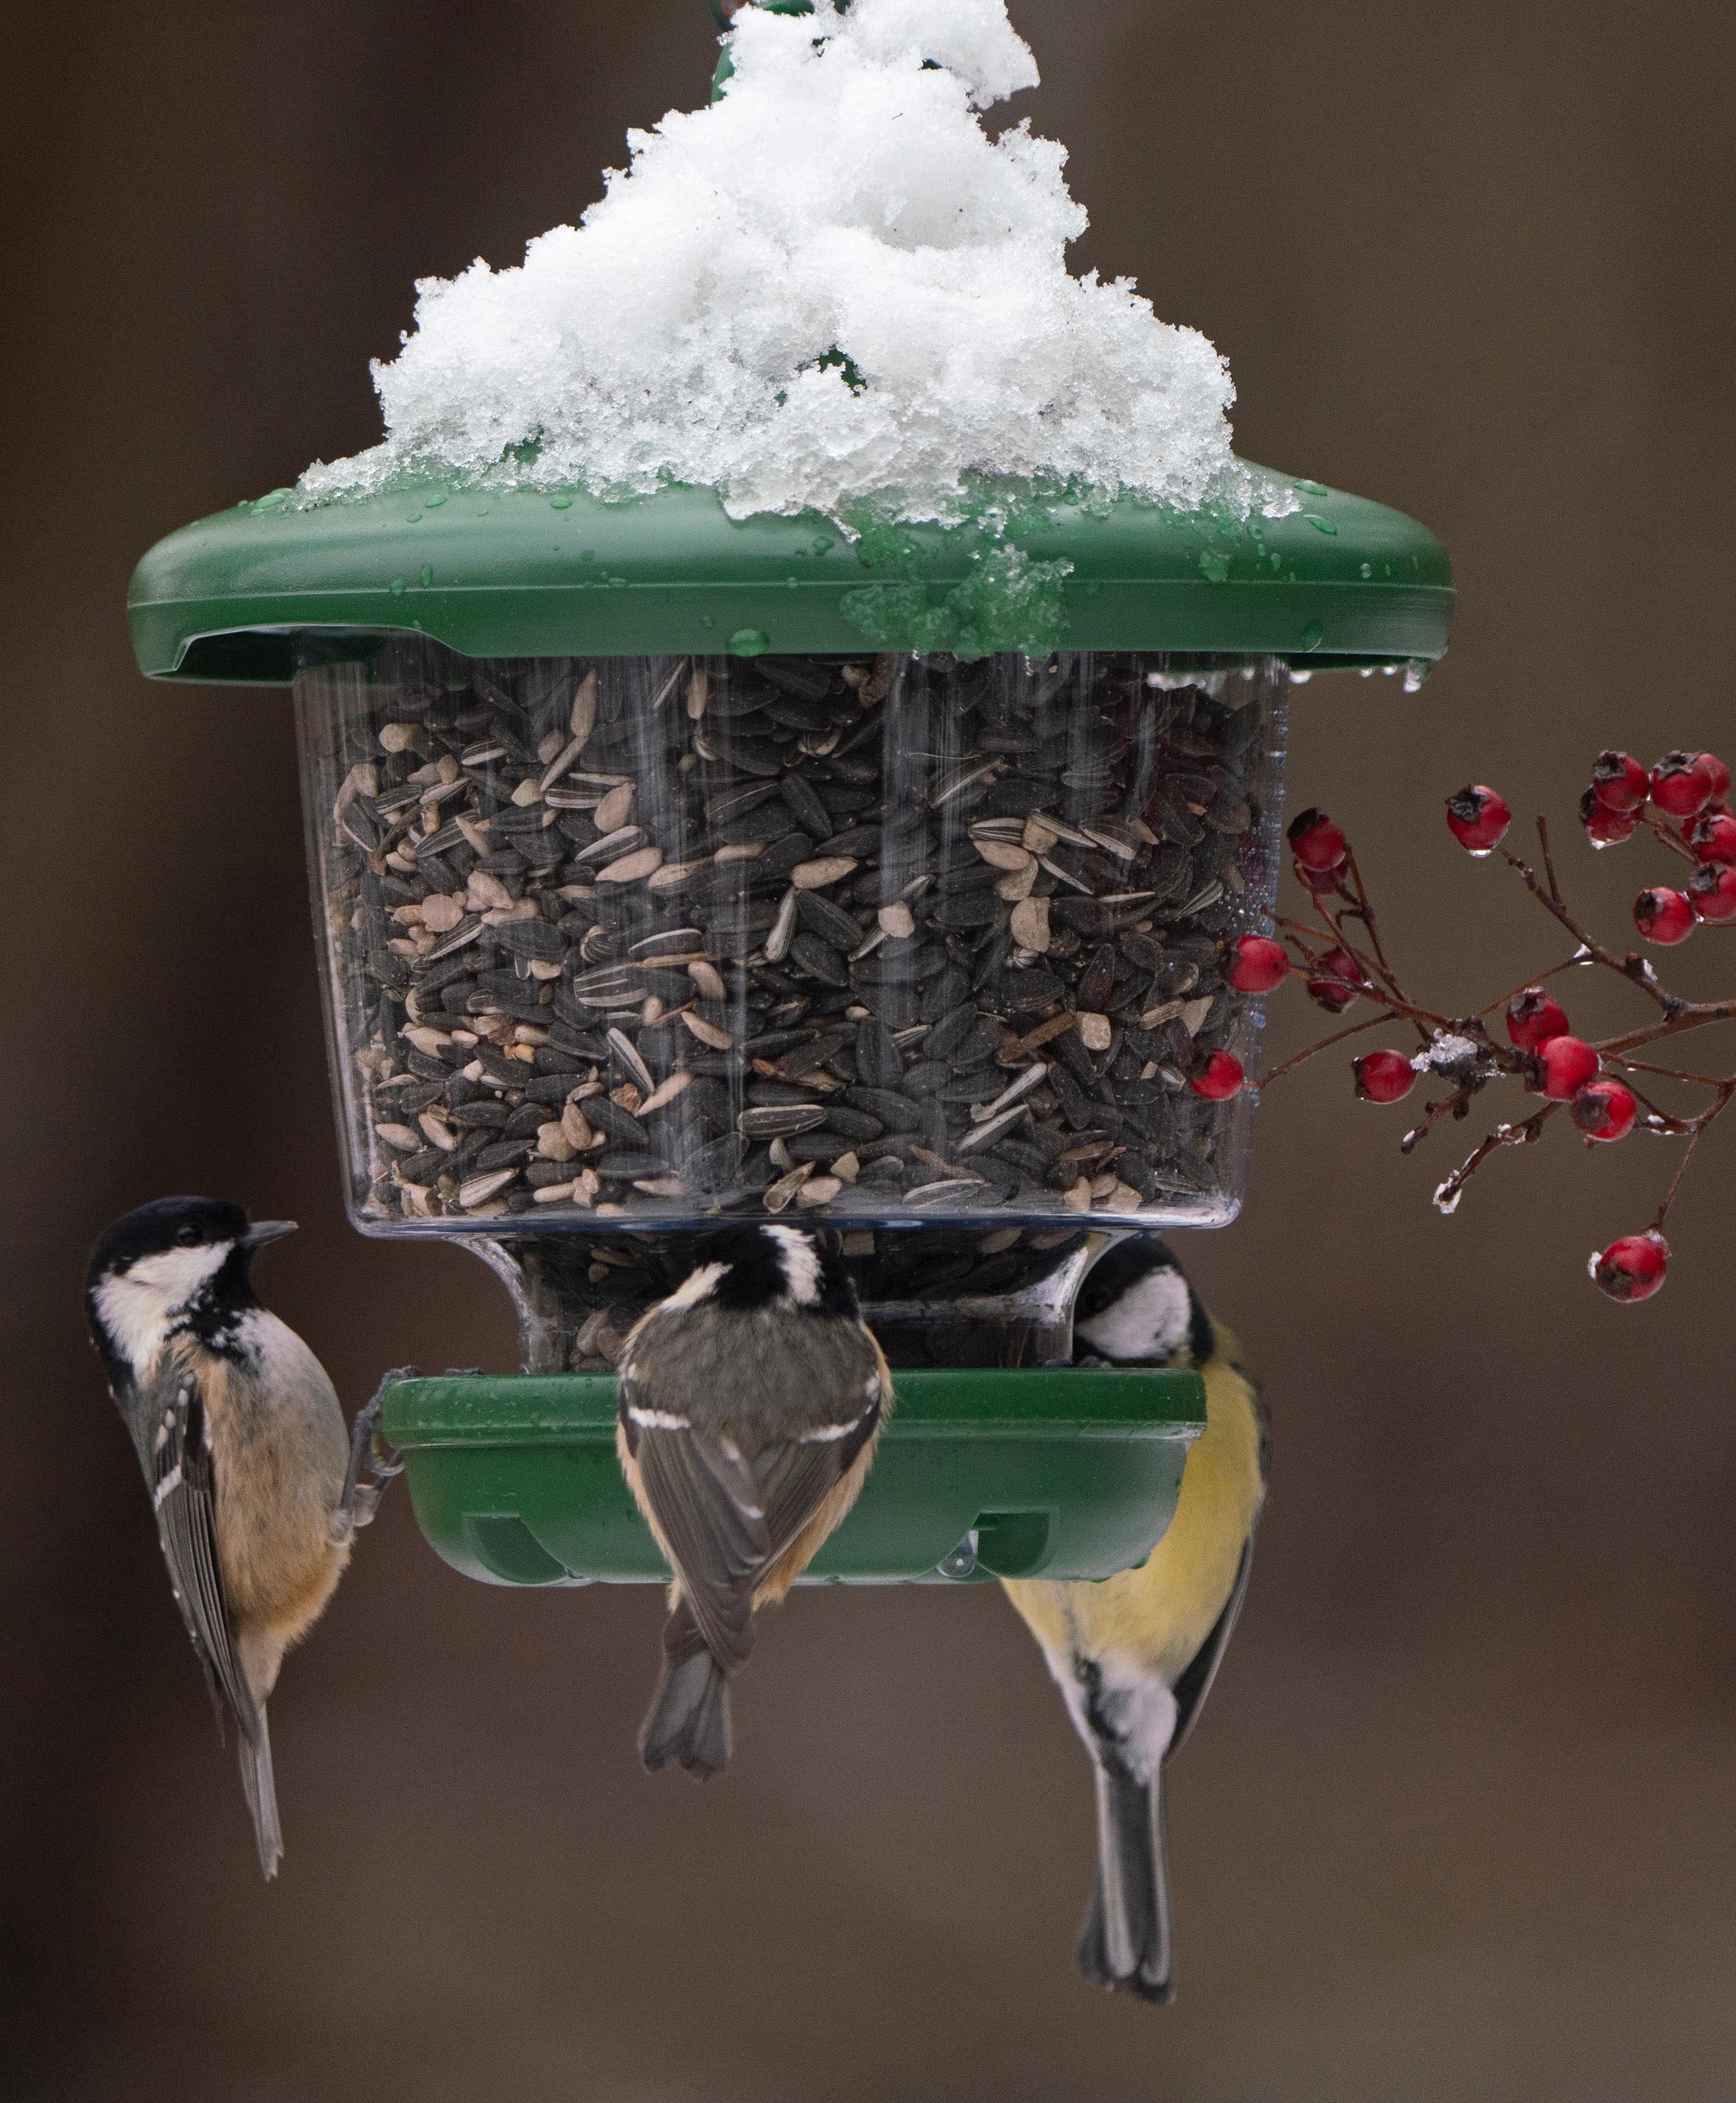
[1413,1033,1481,1075]
[297,0,1242,529]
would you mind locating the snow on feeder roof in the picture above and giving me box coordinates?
[298,0,1243,529]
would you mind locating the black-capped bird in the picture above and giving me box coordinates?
[1002,1235,1267,2004]
[617,1224,890,1780]
[85,1197,402,1879]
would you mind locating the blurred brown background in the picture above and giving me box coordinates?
[6,1,1736,2095]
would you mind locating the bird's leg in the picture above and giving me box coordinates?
[329,1367,420,1543]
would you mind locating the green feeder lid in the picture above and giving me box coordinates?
[383,1365,1206,1586]
[127,468,1452,683]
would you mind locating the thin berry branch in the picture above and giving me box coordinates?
[1497,843,1677,1012]
[1258,1012,1389,1086]
[1537,814,1562,906]
[1652,1084,1736,1228]
[1431,1104,1557,1215]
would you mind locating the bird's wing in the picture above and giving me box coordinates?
[134,1365,259,1743]
[754,1378,883,1554]
[1165,1534,1253,1762]
[623,1385,772,1669]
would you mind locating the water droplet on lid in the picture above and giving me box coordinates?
[1299,617,1324,650]
[550,495,574,511]
[404,512,421,523]
[728,628,770,657]
[1303,513,1337,535]
[701,614,717,628]
[1294,478,1329,495]
[1197,552,1231,583]
[938,1528,979,1579]
[420,565,433,586]
[811,536,834,555]
[1359,562,1373,579]
[390,578,406,597]
[424,493,446,509]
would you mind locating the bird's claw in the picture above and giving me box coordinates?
[336,1366,421,1534]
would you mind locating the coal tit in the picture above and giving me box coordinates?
[616,1224,891,1780]
[85,1196,402,1878]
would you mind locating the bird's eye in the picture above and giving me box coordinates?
[174,1224,202,1248]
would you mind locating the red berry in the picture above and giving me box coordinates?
[1589,1230,1668,1302]
[1224,934,1289,994]
[1287,808,1348,873]
[1688,863,1736,922]
[1506,986,1570,1052]
[1532,1034,1599,1100]
[1649,751,1715,819]
[1353,1050,1416,1104]
[1445,784,1512,854]
[1688,808,1736,864]
[1294,858,1346,897]
[1570,1079,1638,1142]
[1579,786,1638,848]
[1188,1048,1244,1100]
[1307,978,1356,1014]
[1697,754,1731,802]
[1590,749,1650,813]
[1634,886,1695,944]
[1306,947,1363,1013]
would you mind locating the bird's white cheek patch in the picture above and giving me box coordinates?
[1076,1266,1193,1365]
[627,1406,691,1430]
[95,1243,235,1376]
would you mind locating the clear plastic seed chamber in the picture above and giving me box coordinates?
[127,475,1451,1584]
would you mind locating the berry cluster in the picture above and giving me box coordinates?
[1575,748,1736,940]
[1222,754,1736,1303]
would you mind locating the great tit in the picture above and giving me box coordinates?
[85,1197,402,1878]
[616,1223,890,1780]
[1002,1234,1267,2004]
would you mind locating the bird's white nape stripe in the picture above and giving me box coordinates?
[1076,1264,1193,1365]
[763,1224,822,1306]
[627,1405,691,1430]
[662,1261,729,1313]
[799,1420,858,1443]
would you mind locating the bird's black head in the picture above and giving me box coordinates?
[1073,1235,1213,1369]
[681,1224,858,1318]
[86,1198,296,1381]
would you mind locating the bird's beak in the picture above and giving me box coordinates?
[243,1219,298,1249]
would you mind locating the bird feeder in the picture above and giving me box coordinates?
[128,473,1450,1583]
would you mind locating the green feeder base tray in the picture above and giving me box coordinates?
[384,1365,1205,1587]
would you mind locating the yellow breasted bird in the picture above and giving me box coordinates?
[1003,1235,1267,2003]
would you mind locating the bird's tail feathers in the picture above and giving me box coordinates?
[1077,1762,1173,2004]
[237,1706,284,1881]
[639,1649,732,1779]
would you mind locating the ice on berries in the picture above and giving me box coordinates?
[296,0,1244,529]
